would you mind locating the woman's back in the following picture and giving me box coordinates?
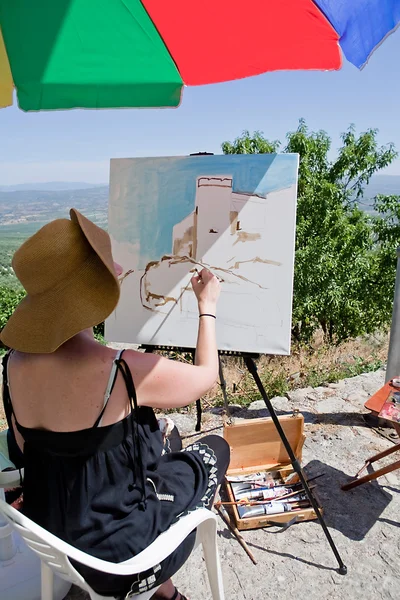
[7,336,132,437]
[3,346,221,597]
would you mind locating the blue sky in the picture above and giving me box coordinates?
[1,29,400,185]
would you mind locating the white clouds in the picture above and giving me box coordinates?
[0,160,110,185]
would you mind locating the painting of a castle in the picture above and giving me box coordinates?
[107,154,298,354]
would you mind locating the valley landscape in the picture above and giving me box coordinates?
[0,184,108,287]
[0,174,399,288]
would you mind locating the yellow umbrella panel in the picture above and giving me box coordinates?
[0,27,13,108]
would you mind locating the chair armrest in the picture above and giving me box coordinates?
[0,499,216,576]
[119,508,216,569]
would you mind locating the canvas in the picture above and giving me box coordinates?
[106,154,299,354]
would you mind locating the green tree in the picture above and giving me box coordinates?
[371,194,400,320]
[222,130,280,155]
[222,121,400,342]
[0,286,25,332]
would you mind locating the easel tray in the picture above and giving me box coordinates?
[222,414,323,531]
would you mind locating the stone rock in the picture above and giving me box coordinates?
[316,398,356,414]
[305,391,320,401]
[286,387,315,403]
[359,371,385,396]
[270,396,293,412]
[247,396,292,415]
[327,381,345,389]
[345,390,369,404]
[247,400,266,411]
[164,412,196,436]
[312,386,337,398]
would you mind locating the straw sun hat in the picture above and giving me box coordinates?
[0,208,120,353]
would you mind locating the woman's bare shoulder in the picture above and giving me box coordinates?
[122,348,162,375]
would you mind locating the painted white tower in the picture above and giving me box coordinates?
[195,176,233,261]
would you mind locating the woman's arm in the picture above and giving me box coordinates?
[126,268,220,409]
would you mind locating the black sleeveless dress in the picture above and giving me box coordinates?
[2,350,229,598]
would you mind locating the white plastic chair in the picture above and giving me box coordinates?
[0,498,225,600]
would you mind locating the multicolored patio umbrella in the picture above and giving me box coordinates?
[0,0,399,111]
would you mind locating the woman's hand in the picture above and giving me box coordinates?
[128,267,220,410]
[191,268,220,314]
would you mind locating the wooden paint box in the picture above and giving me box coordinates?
[222,414,321,531]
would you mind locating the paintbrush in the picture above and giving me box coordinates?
[232,480,304,490]
[193,267,224,283]
[217,489,313,507]
[215,505,257,564]
[275,485,315,501]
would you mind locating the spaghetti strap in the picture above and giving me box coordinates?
[114,356,147,509]
[94,349,125,428]
[1,350,24,470]
[2,350,15,427]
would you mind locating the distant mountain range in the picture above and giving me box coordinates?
[1,174,399,195]
[0,182,106,192]
[350,175,400,214]
[363,175,400,197]
[0,174,398,230]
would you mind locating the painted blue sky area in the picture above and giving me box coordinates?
[113,153,298,268]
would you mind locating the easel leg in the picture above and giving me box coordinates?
[195,399,202,432]
[244,356,347,575]
[191,350,202,432]
[341,442,400,491]
[218,355,232,423]
[355,443,400,476]
[216,505,257,565]
[342,459,400,491]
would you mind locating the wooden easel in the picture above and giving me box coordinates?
[342,380,400,491]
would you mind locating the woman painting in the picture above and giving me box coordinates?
[0,208,230,600]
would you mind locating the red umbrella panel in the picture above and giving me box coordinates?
[141,0,341,85]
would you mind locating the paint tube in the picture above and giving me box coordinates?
[234,485,294,501]
[226,472,280,486]
[238,502,294,519]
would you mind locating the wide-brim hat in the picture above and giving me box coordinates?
[0,208,120,353]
